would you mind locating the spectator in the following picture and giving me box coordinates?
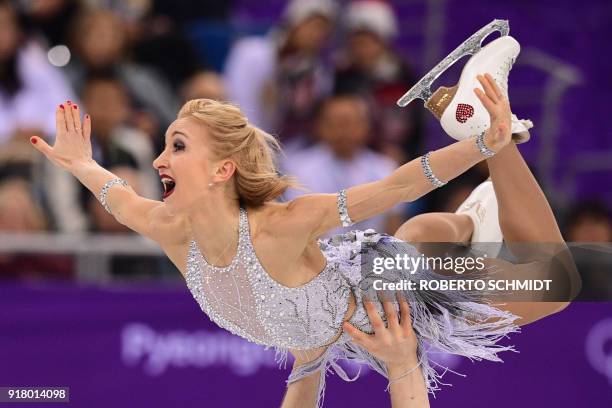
[565,201,612,242]
[0,177,73,280]
[0,178,46,232]
[17,0,81,48]
[128,2,207,91]
[334,0,424,164]
[224,0,337,152]
[180,70,226,102]
[0,0,76,146]
[64,9,180,137]
[563,200,612,301]
[82,72,159,199]
[282,94,407,236]
[0,129,40,182]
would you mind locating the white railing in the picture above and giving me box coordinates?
[0,233,166,282]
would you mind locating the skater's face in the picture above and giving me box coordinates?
[153,117,235,213]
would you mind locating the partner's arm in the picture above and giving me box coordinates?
[288,74,511,239]
[30,101,187,246]
[344,295,429,408]
[281,296,429,408]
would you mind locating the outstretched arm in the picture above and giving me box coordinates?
[288,74,511,240]
[30,101,187,246]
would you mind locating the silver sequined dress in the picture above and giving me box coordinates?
[185,206,519,406]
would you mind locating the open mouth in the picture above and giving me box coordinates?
[161,175,176,199]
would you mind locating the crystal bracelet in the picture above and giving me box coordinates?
[420,151,447,188]
[99,178,129,215]
[385,360,423,392]
[476,131,496,158]
[337,189,354,227]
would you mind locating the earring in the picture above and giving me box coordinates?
[208,182,214,188]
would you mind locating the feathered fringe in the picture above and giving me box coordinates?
[288,230,522,406]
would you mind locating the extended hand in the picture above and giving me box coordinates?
[30,101,94,173]
[474,73,512,153]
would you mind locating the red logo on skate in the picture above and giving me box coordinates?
[456,104,474,123]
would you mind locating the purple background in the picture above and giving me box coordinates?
[1,282,610,407]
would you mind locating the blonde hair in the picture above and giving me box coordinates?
[177,99,298,207]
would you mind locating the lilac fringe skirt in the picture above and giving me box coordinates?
[285,230,520,407]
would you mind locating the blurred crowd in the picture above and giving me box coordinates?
[0,0,610,281]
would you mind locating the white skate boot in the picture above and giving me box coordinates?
[397,19,533,143]
[455,179,504,261]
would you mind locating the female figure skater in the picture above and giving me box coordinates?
[30,21,576,406]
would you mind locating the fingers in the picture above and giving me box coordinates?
[342,321,373,349]
[56,104,67,134]
[396,293,414,336]
[29,136,53,158]
[83,114,91,140]
[474,87,496,114]
[83,113,92,153]
[70,102,82,136]
[64,100,75,133]
[363,297,385,332]
[484,73,504,100]
[381,297,400,332]
[477,74,499,104]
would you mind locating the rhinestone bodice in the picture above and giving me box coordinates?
[185,207,352,350]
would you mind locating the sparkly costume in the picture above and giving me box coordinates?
[185,201,519,407]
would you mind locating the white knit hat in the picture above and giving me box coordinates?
[282,0,339,27]
[344,0,398,40]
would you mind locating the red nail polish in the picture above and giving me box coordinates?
[73,104,78,109]
[59,104,64,109]
[67,100,71,105]
[85,114,89,119]
[30,137,37,144]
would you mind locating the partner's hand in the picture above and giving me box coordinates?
[343,293,418,371]
[30,100,94,173]
[474,73,512,153]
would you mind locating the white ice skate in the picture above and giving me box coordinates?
[397,19,533,143]
[455,179,503,261]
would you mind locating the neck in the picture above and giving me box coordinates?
[188,198,242,267]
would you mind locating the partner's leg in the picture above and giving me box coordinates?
[487,143,563,245]
[394,212,473,244]
[485,143,580,322]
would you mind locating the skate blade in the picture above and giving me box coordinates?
[397,19,510,107]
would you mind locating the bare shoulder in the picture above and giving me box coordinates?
[285,194,339,240]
